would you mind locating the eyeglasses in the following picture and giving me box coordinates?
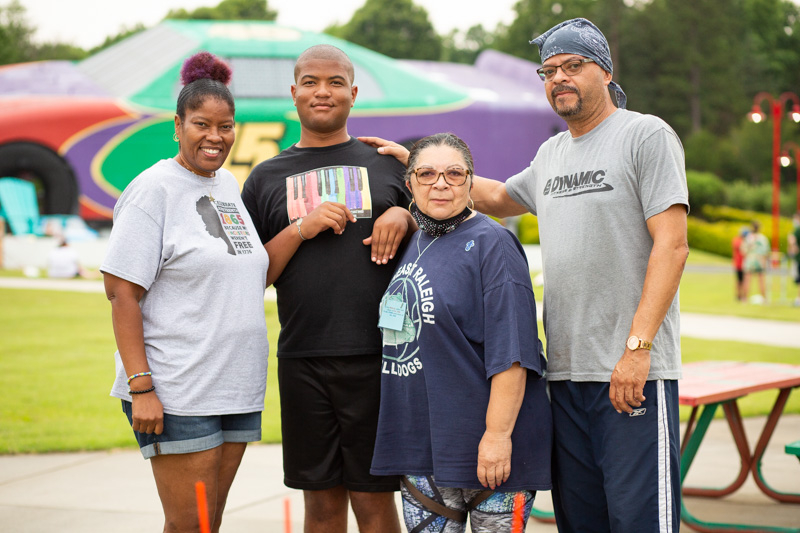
[413,166,470,186]
[536,58,595,82]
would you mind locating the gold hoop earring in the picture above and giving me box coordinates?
[468,198,475,210]
[173,133,179,142]
[408,198,415,210]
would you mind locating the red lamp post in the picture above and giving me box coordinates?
[780,141,800,212]
[749,92,800,266]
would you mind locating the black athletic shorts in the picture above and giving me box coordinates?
[278,354,400,492]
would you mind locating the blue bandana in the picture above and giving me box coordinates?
[530,18,627,109]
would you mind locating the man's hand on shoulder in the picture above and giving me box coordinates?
[363,206,415,264]
[358,136,410,167]
[609,349,650,414]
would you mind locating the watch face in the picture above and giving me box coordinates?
[627,336,639,350]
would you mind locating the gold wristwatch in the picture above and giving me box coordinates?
[626,335,653,351]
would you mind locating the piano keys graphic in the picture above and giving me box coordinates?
[285,166,372,222]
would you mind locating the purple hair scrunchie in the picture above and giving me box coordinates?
[530,18,627,110]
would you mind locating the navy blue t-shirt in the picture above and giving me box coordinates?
[370,213,553,491]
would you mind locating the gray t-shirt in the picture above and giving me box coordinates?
[101,159,270,415]
[506,109,688,381]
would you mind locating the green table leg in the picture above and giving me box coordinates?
[750,388,800,503]
[529,505,555,523]
[680,402,800,533]
[684,401,752,497]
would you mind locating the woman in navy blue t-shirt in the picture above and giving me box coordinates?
[371,133,553,533]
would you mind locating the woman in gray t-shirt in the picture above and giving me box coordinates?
[100,52,269,532]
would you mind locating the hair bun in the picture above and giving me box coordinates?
[180,51,232,86]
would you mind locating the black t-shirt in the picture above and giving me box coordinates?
[242,137,410,358]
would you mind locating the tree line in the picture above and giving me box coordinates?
[3,0,800,189]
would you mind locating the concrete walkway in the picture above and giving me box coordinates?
[1,415,798,532]
[680,311,800,349]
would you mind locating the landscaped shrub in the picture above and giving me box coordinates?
[686,170,726,208]
[514,204,792,258]
[724,181,773,213]
[701,205,763,223]
[688,206,792,257]
[517,213,539,244]
[687,217,742,258]
[717,181,797,216]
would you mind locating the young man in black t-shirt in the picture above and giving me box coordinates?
[242,44,412,533]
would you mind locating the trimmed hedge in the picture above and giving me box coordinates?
[517,213,539,244]
[685,169,798,216]
[687,217,743,258]
[516,206,791,258]
[686,170,726,208]
[692,205,793,257]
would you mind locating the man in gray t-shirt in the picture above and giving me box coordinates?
[470,18,689,533]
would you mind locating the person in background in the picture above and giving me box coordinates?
[732,226,749,302]
[789,212,800,306]
[370,133,552,533]
[100,52,270,533]
[743,220,769,304]
[47,238,91,278]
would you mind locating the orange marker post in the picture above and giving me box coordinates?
[195,481,211,533]
[511,491,526,533]
[284,497,292,533]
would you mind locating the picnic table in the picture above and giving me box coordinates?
[679,360,800,533]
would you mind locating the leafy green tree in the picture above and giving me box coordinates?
[742,0,800,95]
[34,42,87,61]
[325,0,441,60]
[440,24,495,64]
[88,24,146,55]
[0,0,35,65]
[493,0,600,61]
[167,0,277,20]
[669,0,748,134]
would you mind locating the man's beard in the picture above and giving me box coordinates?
[552,85,582,118]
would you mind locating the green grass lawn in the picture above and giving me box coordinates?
[1,266,799,453]
[685,249,731,266]
[680,271,800,321]
[680,249,800,321]
[529,249,800,322]
[0,288,281,454]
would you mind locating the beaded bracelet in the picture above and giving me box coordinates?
[127,371,152,385]
[129,386,155,395]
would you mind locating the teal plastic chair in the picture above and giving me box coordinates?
[0,177,42,236]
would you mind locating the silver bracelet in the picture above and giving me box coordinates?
[296,218,307,241]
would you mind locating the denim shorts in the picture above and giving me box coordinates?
[122,400,262,459]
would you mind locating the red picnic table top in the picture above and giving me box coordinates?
[679,361,800,407]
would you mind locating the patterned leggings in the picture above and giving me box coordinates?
[401,475,535,533]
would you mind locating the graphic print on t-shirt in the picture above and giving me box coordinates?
[195,196,256,256]
[285,166,373,222]
[379,257,436,378]
[542,168,614,198]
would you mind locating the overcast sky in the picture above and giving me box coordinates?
[21,0,520,50]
